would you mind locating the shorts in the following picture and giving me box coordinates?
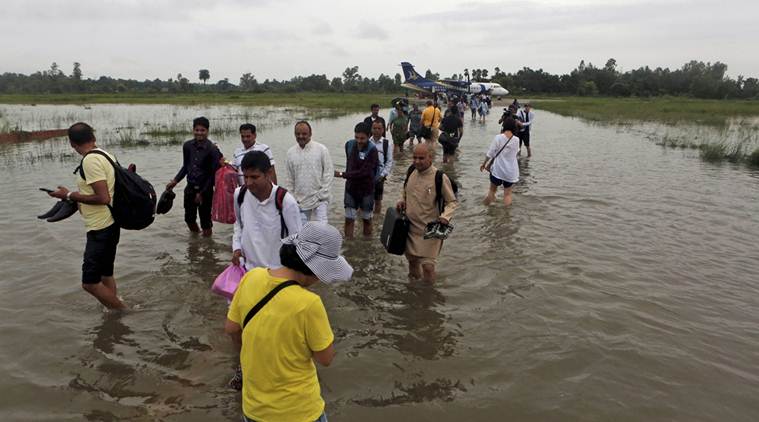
[82,223,121,284]
[519,131,530,147]
[344,191,374,220]
[489,173,515,188]
[374,179,385,200]
[392,133,407,146]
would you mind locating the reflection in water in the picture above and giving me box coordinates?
[382,282,457,360]
[92,312,137,355]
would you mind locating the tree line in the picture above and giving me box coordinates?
[0,59,757,99]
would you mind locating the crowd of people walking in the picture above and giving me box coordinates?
[43,96,536,421]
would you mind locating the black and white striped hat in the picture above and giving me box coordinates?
[281,223,353,284]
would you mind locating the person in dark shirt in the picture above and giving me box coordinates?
[363,103,386,137]
[334,122,379,239]
[166,116,222,236]
[438,109,463,163]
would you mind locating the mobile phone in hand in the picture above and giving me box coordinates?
[39,188,54,193]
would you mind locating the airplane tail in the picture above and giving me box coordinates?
[400,62,428,82]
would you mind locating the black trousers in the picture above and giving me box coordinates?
[184,186,214,229]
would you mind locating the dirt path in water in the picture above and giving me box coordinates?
[0,129,68,144]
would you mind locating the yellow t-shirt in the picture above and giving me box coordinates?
[227,268,334,422]
[76,149,116,231]
[421,106,441,128]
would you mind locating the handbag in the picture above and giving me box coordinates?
[484,135,513,172]
[211,264,247,299]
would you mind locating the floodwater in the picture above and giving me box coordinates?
[1,103,758,422]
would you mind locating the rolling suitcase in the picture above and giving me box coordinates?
[380,207,409,255]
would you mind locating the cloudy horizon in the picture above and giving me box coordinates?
[2,0,757,83]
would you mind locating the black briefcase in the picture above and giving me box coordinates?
[380,207,409,255]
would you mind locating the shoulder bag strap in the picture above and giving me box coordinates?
[242,280,299,329]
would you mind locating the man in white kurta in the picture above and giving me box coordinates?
[284,121,334,224]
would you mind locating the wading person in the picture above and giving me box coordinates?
[48,122,125,309]
[231,123,276,185]
[470,95,479,120]
[517,103,535,157]
[408,103,423,147]
[167,116,222,236]
[284,121,334,224]
[225,223,353,422]
[387,102,409,154]
[397,143,458,283]
[232,151,302,271]
[335,123,379,239]
[369,120,393,214]
[438,108,463,163]
[480,117,520,207]
[363,103,386,136]
[421,100,442,143]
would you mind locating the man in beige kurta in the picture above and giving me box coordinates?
[397,144,457,283]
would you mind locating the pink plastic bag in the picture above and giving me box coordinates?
[211,264,246,299]
[212,164,240,224]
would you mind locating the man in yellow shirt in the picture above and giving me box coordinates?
[421,100,442,143]
[225,223,353,422]
[49,122,125,309]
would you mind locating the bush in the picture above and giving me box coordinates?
[699,142,726,161]
[748,147,759,166]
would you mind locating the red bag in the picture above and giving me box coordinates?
[212,164,240,224]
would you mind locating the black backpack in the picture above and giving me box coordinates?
[403,165,459,214]
[76,150,157,230]
[235,186,289,239]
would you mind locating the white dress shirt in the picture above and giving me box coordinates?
[232,184,302,270]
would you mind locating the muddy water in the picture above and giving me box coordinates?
[1,104,758,422]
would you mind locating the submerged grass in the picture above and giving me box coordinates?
[0,92,403,112]
[531,96,759,126]
[748,148,759,167]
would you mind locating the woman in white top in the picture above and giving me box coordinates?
[480,117,520,207]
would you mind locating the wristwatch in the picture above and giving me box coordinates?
[66,191,73,201]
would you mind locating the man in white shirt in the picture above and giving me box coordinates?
[232,151,302,270]
[369,120,393,214]
[284,121,334,224]
[517,103,535,157]
[231,123,277,185]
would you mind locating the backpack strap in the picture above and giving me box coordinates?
[74,149,118,180]
[434,170,444,215]
[235,187,247,229]
[383,138,388,165]
[274,186,289,239]
[403,164,415,188]
[242,280,299,329]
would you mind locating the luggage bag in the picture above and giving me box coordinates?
[380,207,409,255]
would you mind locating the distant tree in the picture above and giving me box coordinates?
[481,69,489,80]
[72,62,82,80]
[424,69,439,81]
[472,69,481,81]
[394,73,402,85]
[342,66,361,90]
[463,68,469,81]
[199,69,210,84]
[239,72,259,91]
[330,77,343,91]
[176,73,190,92]
[216,78,231,91]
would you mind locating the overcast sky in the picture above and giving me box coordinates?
[2,0,757,83]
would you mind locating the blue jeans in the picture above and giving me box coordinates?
[243,412,327,422]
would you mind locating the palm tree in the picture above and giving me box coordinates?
[199,69,210,85]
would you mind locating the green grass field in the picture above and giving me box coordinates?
[528,96,759,126]
[0,92,403,111]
